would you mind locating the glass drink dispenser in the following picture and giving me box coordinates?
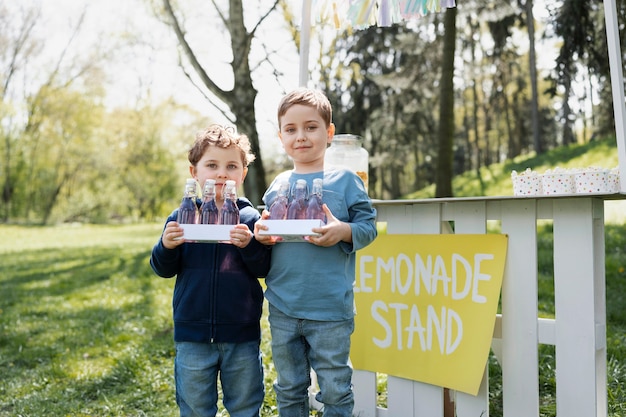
[324,134,369,191]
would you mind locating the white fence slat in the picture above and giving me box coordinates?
[604,0,626,192]
[552,198,607,417]
[352,370,377,417]
[391,377,444,416]
[407,203,447,414]
[537,318,556,345]
[500,200,540,417]
[387,376,419,415]
[374,202,447,415]
[447,201,487,234]
[375,204,409,234]
[406,202,447,415]
[455,370,490,417]
[411,202,444,234]
[451,201,490,416]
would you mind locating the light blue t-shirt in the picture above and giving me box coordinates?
[262,168,378,321]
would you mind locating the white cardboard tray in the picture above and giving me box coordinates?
[258,219,323,242]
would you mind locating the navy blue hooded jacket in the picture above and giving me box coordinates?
[150,197,270,344]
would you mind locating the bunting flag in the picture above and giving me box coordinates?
[311,0,456,29]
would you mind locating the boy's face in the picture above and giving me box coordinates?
[190,145,247,202]
[279,104,335,173]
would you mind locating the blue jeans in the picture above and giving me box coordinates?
[174,340,264,417]
[268,304,355,417]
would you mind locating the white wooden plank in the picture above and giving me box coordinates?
[353,370,377,417]
[387,376,445,416]
[500,199,540,417]
[411,203,444,234]
[387,376,417,415]
[376,204,410,233]
[492,315,503,365]
[452,201,490,416]
[552,198,606,417]
[413,203,445,415]
[449,201,487,234]
[456,370,489,417]
[537,318,556,346]
[591,199,609,417]
[372,202,445,415]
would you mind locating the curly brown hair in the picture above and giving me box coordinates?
[188,124,256,167]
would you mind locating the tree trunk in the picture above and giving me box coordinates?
[526,0,542,154]
[161,0,272,206]
[435,7,457,198]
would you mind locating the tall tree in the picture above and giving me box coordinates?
[160,0,281,206]
[523,0,542,154]
[0,4,40,221]
[550,0,595,146]
[435,7,457,198]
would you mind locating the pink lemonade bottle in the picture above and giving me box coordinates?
[219,180,240,225]
[268,180,290,220]
[177,178,198,224]
[199,179,219,225]
[287,179,308,219]
[306,178,325,222]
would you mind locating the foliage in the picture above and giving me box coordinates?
[315,21,445,199]
[406,136,621,203]
[0,3,208,225]
[303,0,626,201]
[3,1,626,220]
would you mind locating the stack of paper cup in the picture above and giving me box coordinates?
[574,167,611,193]
[512,168,542,196]
[608,168,620,193]
[542,168,575,195]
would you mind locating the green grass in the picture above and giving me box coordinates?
[0,224,283,417]
[0,224,177,416]
[1,221,625,416]
[407,137,626,225]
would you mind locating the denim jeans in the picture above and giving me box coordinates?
[174,340,264,417]
[268,303,355,417]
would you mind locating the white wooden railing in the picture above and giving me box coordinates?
[342,194,621,417]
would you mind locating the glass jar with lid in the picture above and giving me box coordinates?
[324,134,369,191]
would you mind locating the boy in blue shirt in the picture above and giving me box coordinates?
[151,125,270,417]
[255,88,377,417]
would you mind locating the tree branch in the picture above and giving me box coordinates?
[162,0,229,103]
[177,53,236,124]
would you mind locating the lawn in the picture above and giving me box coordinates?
[0,222,624,416]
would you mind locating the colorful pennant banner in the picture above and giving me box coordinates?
[311,0,456,29]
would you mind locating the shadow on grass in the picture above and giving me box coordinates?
[0,242,177,416]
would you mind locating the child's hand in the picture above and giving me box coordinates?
[162,221,186,249]
[307,204,352,247]
[230,224,253,248]
[254,210,282,246]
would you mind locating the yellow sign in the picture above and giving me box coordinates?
[352,234,508,395]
